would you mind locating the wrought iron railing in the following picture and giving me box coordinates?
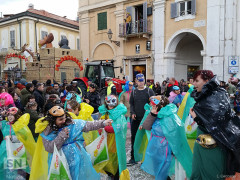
[119,19,152,37]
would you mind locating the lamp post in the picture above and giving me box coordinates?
[107,29,120,47]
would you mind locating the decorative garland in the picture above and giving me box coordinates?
[55,56,83,71]
[5,53,28,64]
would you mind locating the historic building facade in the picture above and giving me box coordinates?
[153,0,240,82]
[78,0,154,81]
[0,4,79,80]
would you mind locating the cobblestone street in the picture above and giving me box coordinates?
[101,124,155,180]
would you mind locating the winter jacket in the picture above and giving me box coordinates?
[166,80,179,97]
[20,88,32,107]
[84,91,101,114]
[33,90,45,113]
[25,108,40,139]
[120,91,132,117]
[130,87,155,120]
[191,76,240,175]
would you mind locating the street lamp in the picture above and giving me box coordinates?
[107,29,120,47]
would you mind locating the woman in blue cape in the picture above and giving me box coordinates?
[40,106,112,180]
[141,95,192,180]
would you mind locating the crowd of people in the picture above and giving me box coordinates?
[0,70,240,180]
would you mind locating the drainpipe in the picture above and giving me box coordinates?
[17,18,22,72]
[34,19,39,52]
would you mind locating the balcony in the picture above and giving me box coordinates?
[119,19,152,38]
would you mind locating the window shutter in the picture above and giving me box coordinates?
[77,39,80,50]
[143,1,148,33]
[98,12,107,30]
[171,3,178,19]
[191,0,196,15]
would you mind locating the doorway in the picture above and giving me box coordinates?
[187,65,199,80]
[132,65,146,81]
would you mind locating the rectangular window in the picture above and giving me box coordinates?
[61,35,67,40]
[179,1,192,17]
[77,38,80,50]
[98,12,107,30]
[41,31,48,39]
[10,30,15,48]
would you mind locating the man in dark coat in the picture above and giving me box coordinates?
[33,83,45,113]
[20,83,34,107]
[129,73,155,165]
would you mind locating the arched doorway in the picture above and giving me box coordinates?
[165,29,205,81]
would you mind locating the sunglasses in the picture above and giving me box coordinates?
[129,84,133,86]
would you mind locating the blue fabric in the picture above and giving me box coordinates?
[172,94,184,106]
[141,119,172,180]
[41,119,100,180]
[158,104,193,178]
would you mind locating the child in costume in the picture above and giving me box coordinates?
[168,86,184,107]
[98,94,130,180]
[141,96,192,180]
[0,107,36,179]
[67,100,98,146]
[40,106,112,180]
[0,92,15,121]
[134,96,160,163]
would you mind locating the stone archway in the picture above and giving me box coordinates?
[165,29,206,81]
[91,41,116,60]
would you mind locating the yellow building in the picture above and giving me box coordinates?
[154,0,239,82]
[0,4,79,81]
[79,0,153,81]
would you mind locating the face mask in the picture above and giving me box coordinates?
[150,97,160,106]
[105,95,117,107]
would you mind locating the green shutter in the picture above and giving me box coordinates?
[98,12,107,30]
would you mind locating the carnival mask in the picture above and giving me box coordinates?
[150,96,161,106]
[105,95,117,107]
[7,107,18,115]
[49,106,65,117]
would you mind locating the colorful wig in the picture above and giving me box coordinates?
[0,92,14,106]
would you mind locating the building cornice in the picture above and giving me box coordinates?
[0,11,79,30]
[153,0,166,9]
[114,9,125,17]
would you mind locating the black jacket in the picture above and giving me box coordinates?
[84,91,101,114]
[25,108,39,139]
[33,90,45,113]
[130,87,155,120]
[191,76,240,174]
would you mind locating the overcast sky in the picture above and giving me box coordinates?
[0,0,79,20]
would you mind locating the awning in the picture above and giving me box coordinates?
[4,63,18,71]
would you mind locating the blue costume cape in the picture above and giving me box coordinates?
[98,103,130,179]
[142,104,192,179]
[134,103,151,162]
[40,119,100,180]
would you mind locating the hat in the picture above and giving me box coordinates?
[87,78,92,82]
[105,77,112,81]
[128,82,133,86]
[32,80,38,86]
[14,81,19,85]
[72,81,77,84]
[173,86,180,90]
[136,74,144,82]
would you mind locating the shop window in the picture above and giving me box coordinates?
[98,12,107,30]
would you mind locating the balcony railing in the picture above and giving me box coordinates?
[119,19,152,37]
